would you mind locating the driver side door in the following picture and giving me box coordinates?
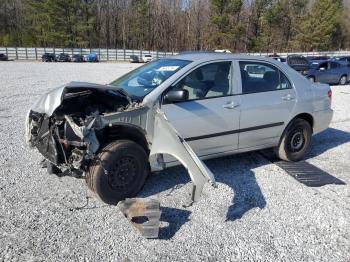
[161,61,241,157]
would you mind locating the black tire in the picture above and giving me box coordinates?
[275,118,312,162]
[339,75,347,85]
[86,140,148,205]
[308,76,315,82]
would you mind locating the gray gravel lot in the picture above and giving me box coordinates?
[0,61,349,262]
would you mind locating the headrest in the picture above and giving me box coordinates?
[189,69,203,81]
[241,70,249,81]
[263,71,279,82]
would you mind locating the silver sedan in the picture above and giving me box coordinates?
[26,53,333,204]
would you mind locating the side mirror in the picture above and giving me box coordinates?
[164,90,189,103]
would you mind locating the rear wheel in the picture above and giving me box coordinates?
[339,75,347,85]
[275,118,312,162]
[86,140,148,205]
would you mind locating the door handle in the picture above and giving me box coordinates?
[282,94,295,101]
[223,101,240,109]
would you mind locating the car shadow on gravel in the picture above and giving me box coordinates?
[306,128,350,159]
[205,154,267,221]
[140,152,267,237]
[136,128,350,237]
[158,207,191,240]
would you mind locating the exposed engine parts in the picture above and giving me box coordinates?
[26,81,216,206]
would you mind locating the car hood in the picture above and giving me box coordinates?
[31,81,131,116]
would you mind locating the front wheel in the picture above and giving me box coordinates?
[86,140,149,205]
[275,119,312,162]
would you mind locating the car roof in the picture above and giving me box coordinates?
[171,52,276,62]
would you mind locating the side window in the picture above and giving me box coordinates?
[319,62,328,70]
[239,61,291,94]
[330,62,339,69]
[169,61,233,101]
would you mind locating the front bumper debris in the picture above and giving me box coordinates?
[117,198,161,239]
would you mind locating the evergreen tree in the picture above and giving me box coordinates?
[295,0,344,51]
[208,0,243,49]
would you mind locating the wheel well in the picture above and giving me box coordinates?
[293,113,314,128]
[101,125,150,155]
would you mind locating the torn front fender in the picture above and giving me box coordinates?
[150,110,216,202]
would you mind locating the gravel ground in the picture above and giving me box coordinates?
[0,61,349,262]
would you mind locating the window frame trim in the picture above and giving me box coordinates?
[237,59,294,95]
[161,59,235,105]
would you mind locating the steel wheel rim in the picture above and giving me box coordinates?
[108,156,138,190]
[289,128,305,152]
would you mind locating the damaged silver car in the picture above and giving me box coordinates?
[26,53,333,205]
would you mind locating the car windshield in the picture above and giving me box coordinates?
[110,59,191,99]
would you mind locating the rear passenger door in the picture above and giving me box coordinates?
[161,61,241,157]
[238,61,296,149]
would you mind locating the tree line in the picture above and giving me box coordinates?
[1,0,350,52]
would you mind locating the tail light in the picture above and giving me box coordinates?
[327,89,332,104]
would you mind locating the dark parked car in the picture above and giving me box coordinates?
[307,60,350,85]
[72,54,85,62]
[336,56,350,64]
[287,55,310,76]
[306,56,329,62]
[57,53,71,62]
[41,53,57,62]
[129,55,141,63]
[86,53,99,62]
[0,53,8,61]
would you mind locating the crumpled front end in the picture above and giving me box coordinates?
[25,82,132,172]
[26,81,216,203]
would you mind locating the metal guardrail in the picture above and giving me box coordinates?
[0,47,176,61]
[1,47,350,61]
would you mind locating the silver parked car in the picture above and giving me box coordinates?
[26,53,333,204]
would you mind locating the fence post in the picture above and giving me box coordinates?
[123,48,126,61]
[25,47,28,59]
[156,50,159,59]
[98,48,101,61]
[116,49,118,61]
[140,49,142,58]
[107,48,109,61]
[5,47,8,57]
[53,47,55,55]
[71,48,73,56]
[15,47,18,60]
[35,47,38,60]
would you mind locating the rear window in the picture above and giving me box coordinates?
[239,61,291,94]
[288,56,309,65]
